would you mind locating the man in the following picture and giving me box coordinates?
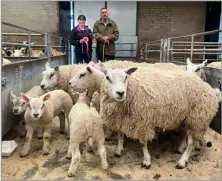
[93,8,119,62]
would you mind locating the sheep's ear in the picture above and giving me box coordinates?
[99,63,108,75]
[203,59,208,66]
[21,93,30,102]
[54,66,59,71]
[42,93,50,101]
[86,66,93,74]
[10,91,17,99]
[124,67,138,75]
[186,57,192,65]
[45,61,51,69]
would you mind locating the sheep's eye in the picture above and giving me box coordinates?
[79,73,86,78]
[49,73,54,79]
[195,68,200,72]
[11,101,13,105]
[21,102,25,106]
[41,104,45,109]
[124,76,128,82]
[106,76,112,83]
[28,104,31,108]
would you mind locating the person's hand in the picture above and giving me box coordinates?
[92,38,97,44]
[103,36,109,42]
[80,39,84,44]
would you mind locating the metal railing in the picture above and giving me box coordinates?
[1,21,70,63]
[139,29,222,64]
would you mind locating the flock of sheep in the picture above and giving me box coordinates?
[10,58,221,177]
[2,41,64,65]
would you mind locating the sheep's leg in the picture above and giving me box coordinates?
[114,132,124,157]
[42,124,52,156]
[67,143,81,177]
[176,134,193,169]
[97,138,109,170]
[104,124,113,140]
[66,144,72,160]
[18,119,27,137]
[58,112,66,134]
[37,127,43,139]
[176,133,187,154]
[20,124,35,157]
[140,140,151,169]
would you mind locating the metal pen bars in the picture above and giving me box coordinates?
[1,21,70,62]
[139,29,222,64]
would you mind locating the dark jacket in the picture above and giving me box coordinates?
[93,18,119,56]
[70,25,93,55]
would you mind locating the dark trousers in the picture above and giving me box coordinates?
[97,55,115,62]
[75,52,92,64]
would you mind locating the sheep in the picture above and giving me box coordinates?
[40,62,88,104]
[20,89,73,157]
[50,48,64,56]
[97,63,218,169]
[2,47,14,57]
[10,86,47,138]
[2,58,11,65]
[66,90,108,177]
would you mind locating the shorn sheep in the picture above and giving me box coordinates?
[66,90,108,177]
[20,90,73,157]
[85,62,218,169]
[10,86,47,138]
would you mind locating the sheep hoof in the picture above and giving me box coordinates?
[67,170,75,177]
[141,164,151,169]
[114,153,121,158]
[60,131,65,134]
[176,160,188,169]
[66,156,72,160]
[20,152,28,158]
[42,151,49,156]
[37,136,43,140]
[175,150,182,154]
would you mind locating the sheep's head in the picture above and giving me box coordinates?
[68,62,103,90]
[10,91,27,115]
[100,64,138,102]
[186,57,208,74]
[40,62,59,90]
[21,93,50,121]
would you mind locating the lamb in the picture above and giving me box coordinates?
[20,89,73,157]
[66,90,108,177]
[2,58,11,65]
[10,86,47,138]
[98,63,218,169]
[40,62,88,104]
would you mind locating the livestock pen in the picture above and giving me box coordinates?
[1,23,221,180]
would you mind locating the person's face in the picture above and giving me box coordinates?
[78,18,86,26]
[100,9,109,19]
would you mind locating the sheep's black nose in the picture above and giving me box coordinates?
[14,109,19,113]
[33,113,39,118]
[116,91,124,97]
[40,85,45,89]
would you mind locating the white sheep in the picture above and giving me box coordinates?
[20,89,73,157]
[40,62,84,101]
[66,90,108,177]
[10,86,47,138]
[98,63,219,169]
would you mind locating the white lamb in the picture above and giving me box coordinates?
[10,86,47,138]
[20,89,73,157]
[66,90,108,177]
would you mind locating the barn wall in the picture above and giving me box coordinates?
[2,1,60,45]
[138,2,206,42]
